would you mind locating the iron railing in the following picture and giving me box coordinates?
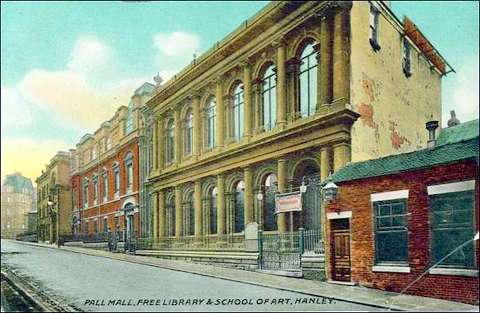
[136,233,245,251]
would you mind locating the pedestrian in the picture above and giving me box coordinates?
[107,227,112,252]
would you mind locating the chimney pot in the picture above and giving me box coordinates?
[426,120,439,148]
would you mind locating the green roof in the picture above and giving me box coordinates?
[332,120,479,183]
[2,172,34,194]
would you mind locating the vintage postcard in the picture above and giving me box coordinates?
[1,1,479,312]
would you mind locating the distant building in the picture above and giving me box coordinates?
[1,172,36,239]
[326,119,479,304]
[70,83,155,244]
[36,152,72,244]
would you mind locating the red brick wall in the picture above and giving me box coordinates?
[75,138,139,236]
[325,160,479,304]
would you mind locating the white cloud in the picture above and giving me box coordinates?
[1,138,71,182]
[153,32,200,57]
[446,55,479,123]
[1,86,33,130]
[67,36,112,75]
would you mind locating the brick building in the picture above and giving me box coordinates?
[325,118,479,304]
[69,83,155,243]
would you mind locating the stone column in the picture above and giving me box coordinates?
[174,109,182,164]
[192,92,202,157]
[243,166,254,225]
[175,185,183,239]
[216,174,226,237]
[319,16,333,106]
[157,116,165,170]
[152,192,158,240]
[158,190,165,239]
[242,61,252,138]
[333,142,351,172]
[194,180,203,242]
[320,147,332,181]
[275,39,287,127]
[276,158,288,232]
[333,8,350,104]
[215,78,225,148]
[152,118,159,171]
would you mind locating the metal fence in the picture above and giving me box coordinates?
[15,232,38,243]
[61,231,126,244]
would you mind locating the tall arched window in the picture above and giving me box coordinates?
[263,173,278,231]
[209,187,217,234]
[232,84,244,141]
[166,193,176,237]
[262,65,277,131]
[184,191,195,236]
[184,110,193,156]
[166,119,175,163]
[124,152,133,193]
[299,42,318,118]
[206,98,216,149]
[234,181,245,233]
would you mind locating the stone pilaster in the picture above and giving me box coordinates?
[152,117,159,171]
[216,174,226,236]
[215,78,225,148]
[333,142,351,172]
[175,185,183,239]
[333,8,350,104]
[192,92,202,157]
[277,158,287,232]
[157,116,165,170]
[152,192,158,240]
[319,16,333,107]
[158,190,165,239]
[174,109,181,164]
[274,39,287,127]
[244,166,254,225]
[194,180,202,242]
[242,61,252,138]
[320,147,332,181]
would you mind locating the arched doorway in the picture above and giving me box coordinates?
[291,159,321,231]
[262,173,278,231]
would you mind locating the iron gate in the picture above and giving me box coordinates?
[259,230,302,271]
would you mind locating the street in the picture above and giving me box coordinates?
[0,240,381,312]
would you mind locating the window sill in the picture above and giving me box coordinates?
[372,265,411,273]
[429,268,478,277]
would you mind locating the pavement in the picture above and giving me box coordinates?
[9,240,480,312]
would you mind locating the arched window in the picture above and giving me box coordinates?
[166,119,175,163]
[166,193,176,237]
[262,65,277,131]
[234,181,245,233]
[263,173,278,231]
[184,110,193,156]
[206,98,216,149]
[124,152,133,193]
[232,84,244,141]
[299,42,318,118]
[209,187,217,234]
[184,191,195,236]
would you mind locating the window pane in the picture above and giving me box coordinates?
[376,231,408,263]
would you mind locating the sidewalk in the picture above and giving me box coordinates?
[16,240,479,312]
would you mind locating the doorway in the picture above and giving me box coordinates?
[330,218,351,282]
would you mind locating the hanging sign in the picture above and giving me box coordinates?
[275,191,302,213]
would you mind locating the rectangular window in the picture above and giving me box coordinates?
[93,178,98,205]
[126,163,133,193]
[369,3,381,51]
[103,217,108,233]
[115,170,120,197]
[430,191,475,268]
[402,38,412,77]
[102,173,108,202]
[374,199,408,264]
[94,220,98,233]
[83,183,89,208]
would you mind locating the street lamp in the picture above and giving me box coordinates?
[322,175,338,202]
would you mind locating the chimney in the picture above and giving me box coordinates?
[426,120,439,148]
[447,110,460,127]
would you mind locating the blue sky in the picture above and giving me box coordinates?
[1,1,478,181]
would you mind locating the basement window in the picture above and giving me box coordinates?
[369,3,381,52]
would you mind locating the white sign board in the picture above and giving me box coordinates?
[275,192,302,213]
